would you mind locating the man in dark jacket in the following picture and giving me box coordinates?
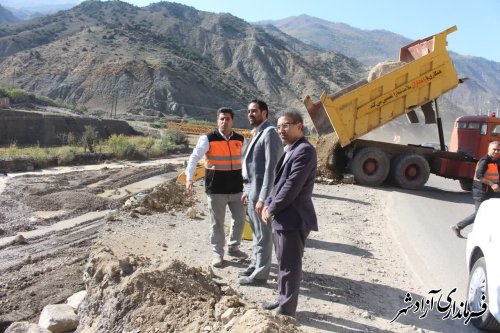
[451,141,500,238]
[262,110,318,317]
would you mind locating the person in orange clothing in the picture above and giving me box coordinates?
[451,141,500,238]
[185,107,246,267]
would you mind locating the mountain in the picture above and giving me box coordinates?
[0,1,366,127]
[0,4,18,24]
[257,15,500,117]
[1,0,81,20]
[257,15,409,66]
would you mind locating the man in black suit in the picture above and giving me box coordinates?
[262,110,318,317]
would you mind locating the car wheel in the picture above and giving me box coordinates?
[467,257,500,330]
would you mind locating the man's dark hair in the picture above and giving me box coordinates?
[217,107,234,119]
[250,99,269,118]
[279,110,303,126]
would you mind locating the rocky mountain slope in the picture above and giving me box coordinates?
[2,1,497,134]
[0,1,366,127]
[259,15,500,117]
[0,4,18,24]
[0,0,80,20]
[258,15,407,66]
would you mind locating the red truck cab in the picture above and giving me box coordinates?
[442,113,500,190]
[450,114,500,159]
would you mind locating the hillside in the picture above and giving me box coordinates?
[257,15,408,66]
[0,0,80,19]
[0,1,366,127]
[258,15,500,119]
[0,4,18,24]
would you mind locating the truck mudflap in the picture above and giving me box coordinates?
[430,157,476,179]
[304,26,459,147]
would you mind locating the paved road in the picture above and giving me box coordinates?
[386,174,483,332]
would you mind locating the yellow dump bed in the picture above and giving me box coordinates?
[304,26,459,147]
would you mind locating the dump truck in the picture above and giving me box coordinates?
[305,26,500,190]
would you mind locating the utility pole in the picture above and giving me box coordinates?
[114,93,118,118]
[110,92,118,118]
[110,93,115,118]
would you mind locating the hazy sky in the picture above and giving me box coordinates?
[112,0,500,63]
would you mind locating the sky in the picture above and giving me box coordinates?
[114,0,500,63]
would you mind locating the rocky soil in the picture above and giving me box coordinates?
[0,156,466,332]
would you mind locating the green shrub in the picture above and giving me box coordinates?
[8,88,30,103]
[0,87,8,98]
[151,136,176,156]
[73,104,88,114]
[81,125,98,152]
[150,121,165,129]
[108,134,137,159]
[56,146,77,165]
[67,132,78,146]
[31,147,53,168]
[165,129,188,147]
[5,141,19,157]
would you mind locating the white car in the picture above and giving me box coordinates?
[466,198,500,331]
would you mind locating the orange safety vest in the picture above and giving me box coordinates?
[483,162,499,184]
[205,131,243,171]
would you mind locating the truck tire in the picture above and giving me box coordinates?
[350,147,389,186]
[459,179,473,192]
[391,154,430,190]
[326,143,347,180]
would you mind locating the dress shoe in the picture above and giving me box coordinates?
[262,300,280,310]
[211,256,223,268]
[273,306,295,318]
[238,266,255,277]
[238,276,266,286]
[450,225,465,239]
[227,247,248,258]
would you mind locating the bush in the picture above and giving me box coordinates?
[81,125,98,152]
[151,136,176,156]
[73,104,88,114]
[67,132,78,146]
[5,141,19,157]
[108,134,137,159]
[150,121,165,129]
[31,147,53,168]
[56,146,77,165]
[165,129,188,147]
[8,88,30,103]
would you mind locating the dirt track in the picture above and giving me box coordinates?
[0,157,464,332]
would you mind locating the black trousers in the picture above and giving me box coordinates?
[273,228,309,316]
[456,199,483,230]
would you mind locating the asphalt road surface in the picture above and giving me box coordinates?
[387,174,484,332]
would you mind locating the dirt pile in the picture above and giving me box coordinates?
[125,179,195,214]
[77,247,301,333]
[367,60,405,82]
[313,133,343,182]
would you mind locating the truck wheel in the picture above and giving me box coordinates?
[392,154,430,190]
[350,147,389,186]
[326,143,347,179]
[459,179,473,192]
[467,257,500,330]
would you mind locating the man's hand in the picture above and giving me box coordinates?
[255,200,264,215]
[492,183,500,192]
[241,192,248,205]
[186,180,194,196]
[262,206,270,224]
